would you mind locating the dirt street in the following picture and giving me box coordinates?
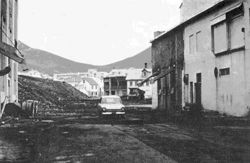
[0,108,250,163]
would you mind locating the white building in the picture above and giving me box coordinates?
[77,77,101,97]
[182,0,250,116]
[53,70,106,97]
[126,68,153,99]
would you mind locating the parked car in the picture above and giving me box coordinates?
[98,95,125,117]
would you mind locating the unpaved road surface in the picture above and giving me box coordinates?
[0,110,250,163]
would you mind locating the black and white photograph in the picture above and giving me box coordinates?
[0,0,250,162]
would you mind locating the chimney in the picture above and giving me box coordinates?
[154,31,165,38]
[144,63,148,69]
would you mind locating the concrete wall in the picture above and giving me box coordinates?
[151,82,158,109]
[152,29,184,112]
[184,0,250,116]
[180,0,221,22]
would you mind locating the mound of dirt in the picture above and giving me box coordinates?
[18,75,88,110]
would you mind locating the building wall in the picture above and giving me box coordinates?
[151,82,158,109]
[184,0,250,116]
[0,0,19,103]
[104,76,127,97]
[180,0,220,22]
[152,29,184,111]
[127,79,153,99]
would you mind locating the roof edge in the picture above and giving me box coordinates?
[151,0,236,43]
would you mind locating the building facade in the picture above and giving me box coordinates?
[104,69,128,96]
[79,77,101,97]
[53,69,107,97]
[126,66,153,99]
[180,0,220,22]
[151,29,184,112]
[0,0,23,105]
[183,0,250,116]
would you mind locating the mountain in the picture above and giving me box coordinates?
[18,42,151,75]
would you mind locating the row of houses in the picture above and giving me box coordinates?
[53,69,106,97]
[148,0,250,116]
[18,69,53,79]
[54,64,155,99]
[103,63,154,100]
[0,0,23,107]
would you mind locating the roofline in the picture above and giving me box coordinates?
[151,0,237,43]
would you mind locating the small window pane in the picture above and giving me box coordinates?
[220,68,230,76]
[230,16,244,49]
[213,22,227,53]
[196,32,202,52]
[189,35,195,54]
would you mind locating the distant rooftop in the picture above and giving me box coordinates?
[82,77,98,86]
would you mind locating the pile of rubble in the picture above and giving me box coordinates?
[18,75,88,111]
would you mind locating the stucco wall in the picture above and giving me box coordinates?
[152,30,184,111]
[180,0,221,22]
[184,0,250,116]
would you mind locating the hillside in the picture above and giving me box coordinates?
[18,75,88,110]
[18,42,151,75]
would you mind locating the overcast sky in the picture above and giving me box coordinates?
[19,0,181,65]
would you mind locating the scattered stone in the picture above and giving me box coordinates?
[41,120,54,123]
[62,131,69,134]
[84,153,94,157]
[19,131,26,134]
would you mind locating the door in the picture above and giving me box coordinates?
[195,73,202,105]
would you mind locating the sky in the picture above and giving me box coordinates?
[19,0,181,65]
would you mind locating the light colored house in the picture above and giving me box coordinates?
[182,0,250,116]
[53,69,107,96]
[80,77,101,97]
[126,67,153,99]
[0,0,23,105]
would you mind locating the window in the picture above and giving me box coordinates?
[189,34,195,54]
[229,14,244,49]
[196,73,202,83]
[212,22,228,54]
[212,5,244,55]
[190,82,193,103]
[196,31,202,52]
[146,81,149,86]
[219,68,230,76]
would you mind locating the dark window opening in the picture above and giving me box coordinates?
[196,73,201,83]
[220,68,230,76]
[190,82,193,104]
[226,5,244,20]
[184,74,189,85]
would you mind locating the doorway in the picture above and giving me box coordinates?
[195,73,202,105]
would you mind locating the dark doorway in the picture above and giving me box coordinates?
[190,82,193,104]
[195,73,202,105]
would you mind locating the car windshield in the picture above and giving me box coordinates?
[101,97,121,104]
